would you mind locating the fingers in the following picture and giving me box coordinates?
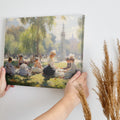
[5,85,14,93]
[10,85,14,88]
[5,85,11,91]
[73,72,87,87]
[0,67,2,78]
[70,71,81,82]
[77,72,87,82]
[0,91,6,97]
[0,85,13,97]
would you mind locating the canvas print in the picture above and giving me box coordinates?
[4,14,84,88]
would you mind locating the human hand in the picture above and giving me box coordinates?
[0,67,14,97]
[34,71,89,120]
[64,71,89,107]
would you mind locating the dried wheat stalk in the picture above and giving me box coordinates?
[76,84,91,120]
[91,40,120,120]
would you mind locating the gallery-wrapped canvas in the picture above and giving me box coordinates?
[4,14,84,88]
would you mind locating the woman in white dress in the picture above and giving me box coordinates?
[43,50,56,77]
[43,50,64,77]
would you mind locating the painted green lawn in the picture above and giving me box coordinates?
[6,61,81,89]
[6,62,68,89]
[6,74,68,88]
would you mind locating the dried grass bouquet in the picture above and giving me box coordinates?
[91,40,120,120]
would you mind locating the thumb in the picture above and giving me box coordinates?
[1,67,6,80]
[78,72,87,82]
[0,67,2,78]
[70,71,81,82]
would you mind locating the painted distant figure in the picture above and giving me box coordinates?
[18,55,24,66]
[30,55,35,63]
[32,57,43,74]
[5,57,15,76]
[62,57,71,70]
[43,50,65,78]
[43,50,56,77]
[64,56,77,79]
[19,63,31,76]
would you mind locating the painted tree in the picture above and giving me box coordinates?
[20,16,56,56]
[42,33,54,54]
[5,34,20,56]
[19,27,35,55]
[6,26,25,42]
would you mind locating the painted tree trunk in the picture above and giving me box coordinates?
[36,27,39,56]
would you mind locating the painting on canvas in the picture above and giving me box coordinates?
[4,14,84,88]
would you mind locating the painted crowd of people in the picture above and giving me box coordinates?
[5,50,78,79]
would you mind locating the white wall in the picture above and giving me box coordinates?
[0,0,120,119]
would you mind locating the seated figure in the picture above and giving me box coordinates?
[43,50,56,77]
[64,56,77,79]
[19,63,31,76]
[62,57,71,70]
[32,57,43,74]
[5,57,15,76]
